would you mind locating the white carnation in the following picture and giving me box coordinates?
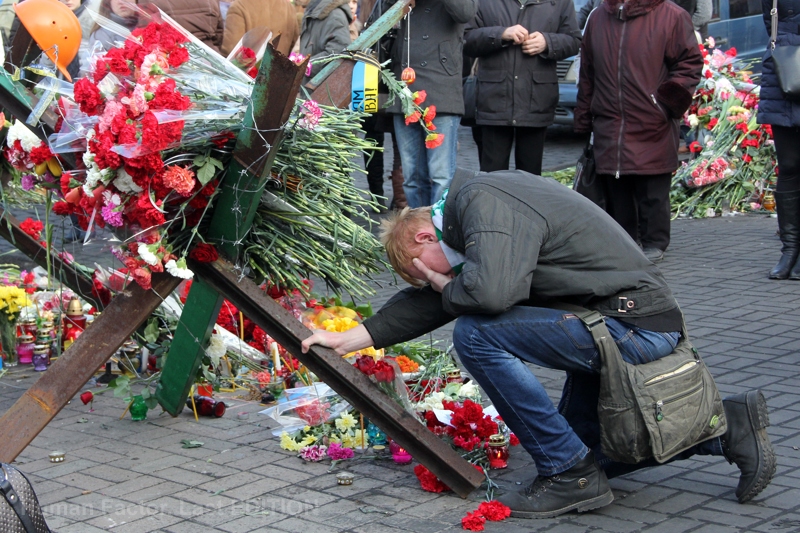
[113,167,143,194]
[205,333,226,367]
[138,243,159,266]
[7,120,42,152]
[165,258,194,280]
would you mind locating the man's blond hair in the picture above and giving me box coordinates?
[379,207,432,287]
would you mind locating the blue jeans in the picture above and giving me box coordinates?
[392,114,459,207]
[453,306,722,477]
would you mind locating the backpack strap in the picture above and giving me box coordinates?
[0,464,37,533]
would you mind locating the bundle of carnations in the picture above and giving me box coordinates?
[5,8,386,298]
[672,39,777,218]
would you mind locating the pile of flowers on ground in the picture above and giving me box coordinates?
[672,39,777,217]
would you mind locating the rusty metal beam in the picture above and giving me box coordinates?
[0,206,100,308]
[189,258,484,498]
[0,274,181,463]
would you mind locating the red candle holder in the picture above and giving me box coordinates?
[486,434,509,469]
[389,440,413,464]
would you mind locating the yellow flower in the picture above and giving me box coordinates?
[340,432,357,449]
[351,430,368,449]
[303,425,311,432]
[335,412,356,432]
[280,432,303,452]
[299,435,317,447]
[322,316,358,333]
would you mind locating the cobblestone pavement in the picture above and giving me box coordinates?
[2,128,799,533]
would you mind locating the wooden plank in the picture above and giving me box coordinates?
[190,258,485,498]
[0,274,181,463]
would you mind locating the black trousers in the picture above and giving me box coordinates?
[362,113,386,197]
[479,125,547,175]
[773,125,800,193]
[600,173,672,252]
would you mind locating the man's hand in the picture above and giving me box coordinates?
[501,25,529,45]
[522,32,547,55]
[301,324,374,356]
[412,257,453,293]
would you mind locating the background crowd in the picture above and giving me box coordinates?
[0,0,797,274]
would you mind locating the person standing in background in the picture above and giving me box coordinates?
[578,0,602,29]
[299,0,357,78]
[144,0,224,52]
[464,0,580,175]
[574,0,702,263]
[759,0,800,280]
[386,0,477,207]
[222,0,299,56]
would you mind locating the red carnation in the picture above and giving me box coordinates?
[132,267,152,290]
[461,511,486,531]
[20,218,44,240]
[373,360,395,383]
[423,106,436,123]
[405,111,422,125]
[103,47,131,76]
[509,433,520,446]
[425,133,445,149]
[189,243,218,262]
[52,201,73,216]
[413,464,450,493]
[689,141,703,153]
[73,78,105,116]
[476,501,511,521]
[168,46,189,68]
[355,355,376,375]
[80,391,94,405]
[29,144,54,165]
[707,117,718,129]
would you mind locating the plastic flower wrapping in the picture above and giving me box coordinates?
[672,39,777,217]
[3,5,384,297]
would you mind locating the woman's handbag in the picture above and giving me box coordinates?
[572,135,606,210]
[563,305,727,465]
[770,0,800,99]
[0,463,51,533]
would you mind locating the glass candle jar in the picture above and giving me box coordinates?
[129,395,148,421]
[366,421,387,445]
[16,334,35,365]
[486,434,509,469]
[389,440,413,464]
[17,318,37,338]
[186,395,226,417]
[32,345,50,371]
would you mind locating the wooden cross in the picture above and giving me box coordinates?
[0,6,483,497]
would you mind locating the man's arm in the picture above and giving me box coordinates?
[441,0,479,24]
[302,324,374,355]
[656,9,704,119]
[538,0,582,60]
[464,8,523,57]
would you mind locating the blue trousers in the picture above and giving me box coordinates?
[392,114,460,207]
[453,306,723,477]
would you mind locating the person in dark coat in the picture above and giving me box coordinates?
[574,0,703,263]
[144,0,224,52]
[464,0,581,175]
[759,0,800,280]
[384,0,478,208]
[301,168,776,517]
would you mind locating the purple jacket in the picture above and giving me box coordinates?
[574,0,703,176]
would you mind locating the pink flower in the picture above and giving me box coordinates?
[98,100,125,133]
[327,442,354,461]
[299,445,327,461]
[298,100,323,130]
[20,174,35,191]
[288,52,307,65]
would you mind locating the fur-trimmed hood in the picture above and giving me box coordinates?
[603,0,665,18]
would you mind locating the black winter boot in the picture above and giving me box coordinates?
[769,191,800,279]
[498,451,613,518]
[721,390,776,503]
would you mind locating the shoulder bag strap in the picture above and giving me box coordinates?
[771,0,779,50]
[0,464,37,533]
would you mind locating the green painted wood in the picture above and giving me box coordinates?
[154,46,305,415]
[154,278,223,415]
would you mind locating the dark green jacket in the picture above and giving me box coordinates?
[363,168,679,348]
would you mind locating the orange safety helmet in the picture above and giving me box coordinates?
[14,0,82,82]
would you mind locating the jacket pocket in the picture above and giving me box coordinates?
[438,40,458,76]
[530,70,559,115]
[477,69,508,115]
[650,94,669,122]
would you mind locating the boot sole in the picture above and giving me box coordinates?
[509,490,614,519]
[738,390,777,504]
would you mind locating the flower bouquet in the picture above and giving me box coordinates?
[673,40,777,217]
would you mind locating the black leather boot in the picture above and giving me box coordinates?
[769,191,800,279]
[498,451,614,518]
[721,390,776,503]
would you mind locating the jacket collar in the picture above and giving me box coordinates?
[603,0,664,19]
[441,168,479,251]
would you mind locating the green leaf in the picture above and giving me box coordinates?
[77,417,89,423]
[144,318,159,344]
[109,375,129,389]
[197,162,215,185]
[193,154,206,167]
[140,388,151,400]
[180,439,204,448]
[144,397,159,409]
[209,157,224,170]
